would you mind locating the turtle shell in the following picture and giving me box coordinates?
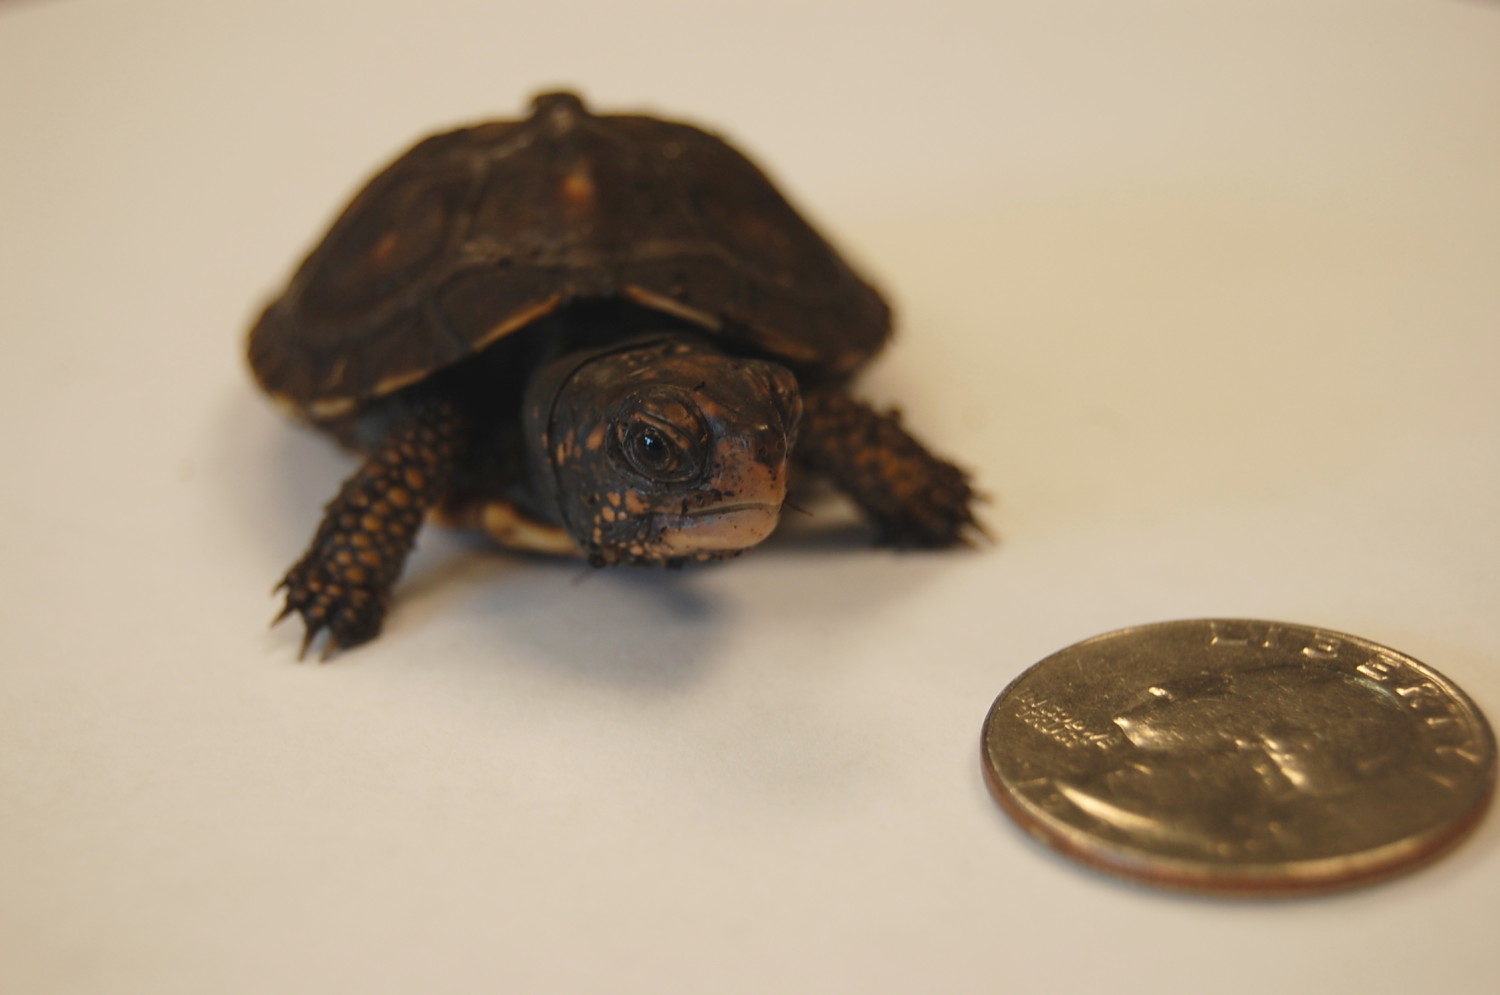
[249,91,891,421]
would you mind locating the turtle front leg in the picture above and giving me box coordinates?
[795,387,980,547]
[276,397,467,657]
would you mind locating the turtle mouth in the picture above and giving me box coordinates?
[655,500,783,554]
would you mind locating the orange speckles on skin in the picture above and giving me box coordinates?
[601,506,617,523]
[623,491,649,515]
[555,430,578,463]
[606,492,622,507]
[585,424,607,451]
[404,467,426,490]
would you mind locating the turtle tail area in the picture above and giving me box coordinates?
[275,397,467,658]
[793,387,982,548]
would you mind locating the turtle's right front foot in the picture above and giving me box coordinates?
[273,398,465,658]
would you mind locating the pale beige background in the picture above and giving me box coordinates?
[2,1,1498,992]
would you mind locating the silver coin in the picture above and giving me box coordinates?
[981,619,1496,895]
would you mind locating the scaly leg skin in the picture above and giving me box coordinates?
[795,387,981,547]
[276,397,467,658]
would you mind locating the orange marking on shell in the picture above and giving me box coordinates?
[472,295,564,352]
[560,164,596,215]
[307,395,359,420]
[622,286,721,330]
[369,229,400,265]
[370,366,431,401]
[751,325,821,364]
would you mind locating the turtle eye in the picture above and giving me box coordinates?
[611,392,707,484]
[617,417,700,483]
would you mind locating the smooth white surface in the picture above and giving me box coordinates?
[3,1,1498,992]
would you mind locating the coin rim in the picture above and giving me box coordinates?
[981,619,1498,896]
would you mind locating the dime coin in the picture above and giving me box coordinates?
[981,619,1496,895]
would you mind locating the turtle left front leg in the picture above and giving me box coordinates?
[276,397,467,657]
[794,386,981,547]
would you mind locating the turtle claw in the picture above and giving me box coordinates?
[268,584,330,661]
[881,462,986,549]
[297,622,318,663]
[272,557,390,660]
[795,387,984,550]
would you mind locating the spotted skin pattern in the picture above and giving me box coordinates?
[276,398,466,656]
[795,388,979,547]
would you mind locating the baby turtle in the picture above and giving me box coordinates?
[249,91,979,655]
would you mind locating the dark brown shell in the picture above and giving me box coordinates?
[249,91,891,420]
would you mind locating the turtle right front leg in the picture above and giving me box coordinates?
[276,397,467,658]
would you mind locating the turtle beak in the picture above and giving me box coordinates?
[654,364,796,556]
[655,501,784,555]
[653,444,787,555]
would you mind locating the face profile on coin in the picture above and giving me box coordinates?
[981,619,1496,896]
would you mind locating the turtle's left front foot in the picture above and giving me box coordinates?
[795,388,982,547]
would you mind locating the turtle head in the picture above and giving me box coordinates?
[525,337,802,565]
